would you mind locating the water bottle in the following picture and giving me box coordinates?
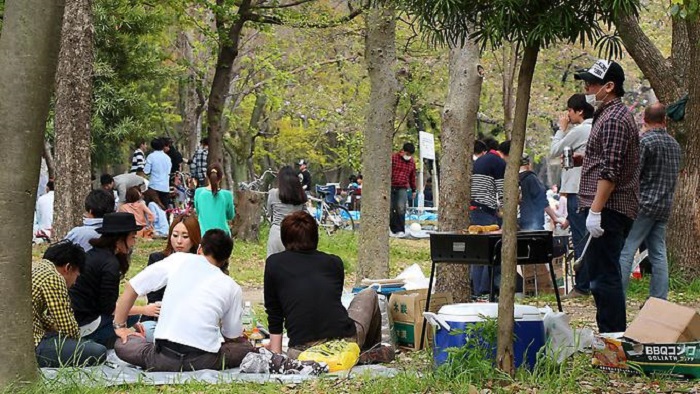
[242,301,254,335]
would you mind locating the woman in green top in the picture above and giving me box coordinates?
[194,163,235,235]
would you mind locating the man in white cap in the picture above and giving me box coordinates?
[297,159,312,192]
[574,60,640,333]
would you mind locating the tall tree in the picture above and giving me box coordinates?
[53,0,95,241]
[204,0,364,172]
[407,0,640,375]
[434,39,483,301]
[614,3,700,279]
[0,0,65,386]
[357,2,399,280]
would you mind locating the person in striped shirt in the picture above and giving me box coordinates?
[130,140,147,175]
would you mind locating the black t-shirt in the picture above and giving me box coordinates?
[264,250,356,347]
[69,247,121,326]
[298,169,312,191]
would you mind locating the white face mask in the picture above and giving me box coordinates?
[403,155,411,161]
[585,83,609,108]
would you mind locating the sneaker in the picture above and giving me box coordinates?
[395,231,405,238]
[358,344,395,365]
[562,288,590,299]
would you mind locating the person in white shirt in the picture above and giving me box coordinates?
[113,229,254,371]
[550,93,593,298]
[35,180,55,238]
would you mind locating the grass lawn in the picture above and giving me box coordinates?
[25,229,700,393]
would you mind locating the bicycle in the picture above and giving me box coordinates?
[238,168,277,224]
[238,168,276,191]
[310,185,355,235]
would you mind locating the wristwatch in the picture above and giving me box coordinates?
[113,321,127,330]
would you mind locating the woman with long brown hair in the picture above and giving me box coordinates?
[194,163,234,235]
[140,213,202,341]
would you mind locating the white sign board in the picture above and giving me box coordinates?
[419,131,435,160]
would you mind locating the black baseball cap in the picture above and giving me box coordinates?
[574,60,625,86]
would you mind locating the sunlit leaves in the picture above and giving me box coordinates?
[403,0,640,58]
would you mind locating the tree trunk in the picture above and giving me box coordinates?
[0,0,65,386]
[357,3,399,281]
[43,140,56,180]
[177,30,202,159]
[434,39,483,302]
[501,42,519,136]
[52,0,94,241]
[230,190,263,241]
[615,11,700,278]
[497,45,539,377]
[667,18,700,279]
[206,0,251,169]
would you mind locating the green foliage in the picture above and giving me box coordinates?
[670,0,700,19]
[404,0,640,59]
[90,0,180,168]
[435,317,512,384]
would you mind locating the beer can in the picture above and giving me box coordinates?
[563,146,573,169]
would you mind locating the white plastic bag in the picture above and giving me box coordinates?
[541,306,576,363]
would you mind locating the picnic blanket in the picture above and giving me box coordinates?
[40,350,397,386]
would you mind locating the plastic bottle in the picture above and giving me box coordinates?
[249,325,265,348]
[242,301,254,335]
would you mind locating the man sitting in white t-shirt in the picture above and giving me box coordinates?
[113,229,254,371]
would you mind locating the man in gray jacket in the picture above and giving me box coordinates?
[550,94,593,298]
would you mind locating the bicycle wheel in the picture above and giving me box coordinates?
[325,205,355,233]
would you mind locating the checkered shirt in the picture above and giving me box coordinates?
[637,128,682,221]
[578,98,640,219]
[32,259,80,347]
[391,152,417,190]
[190,147,208,183]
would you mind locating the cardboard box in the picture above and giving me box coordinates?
[592,335,700,379]
[624,298,700,344]
[389,289,453,350]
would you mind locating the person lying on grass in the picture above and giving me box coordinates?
[113,229,254,371]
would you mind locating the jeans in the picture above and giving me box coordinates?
[567,194,590,293]
[36,333,107,368]
[584,208,632,333]
[619,213,669,299]
[469,209,500,295]
[390,187,408,233]
[83,314,141,349]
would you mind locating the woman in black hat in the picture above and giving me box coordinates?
[69,212,160,348]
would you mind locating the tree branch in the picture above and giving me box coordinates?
[614,11,683,102]
[251,0,315,9]
[246,12,284,25]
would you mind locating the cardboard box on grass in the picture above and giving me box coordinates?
[389,289,453,351]
[591,298,700,379]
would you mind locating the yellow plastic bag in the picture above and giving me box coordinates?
[297,340,360,372]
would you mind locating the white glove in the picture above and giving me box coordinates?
[586,210,604,238]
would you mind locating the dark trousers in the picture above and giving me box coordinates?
[115,335,255,372]
[390,187,408,233]
[83,314,140,349]
[567,194,590,292]
[584,208,633,333]
[36,333,107,368]
[151,188,171,209]
[469,209,500,295]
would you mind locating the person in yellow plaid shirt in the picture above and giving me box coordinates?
[33,240,106,367]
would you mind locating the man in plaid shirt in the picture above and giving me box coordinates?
[390,142,417,237]
[575,60,640,333]
[619,103,681,300]
[33,241,106,367]
[189,137,209,187]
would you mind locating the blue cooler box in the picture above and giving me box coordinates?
[426,303,545,369]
